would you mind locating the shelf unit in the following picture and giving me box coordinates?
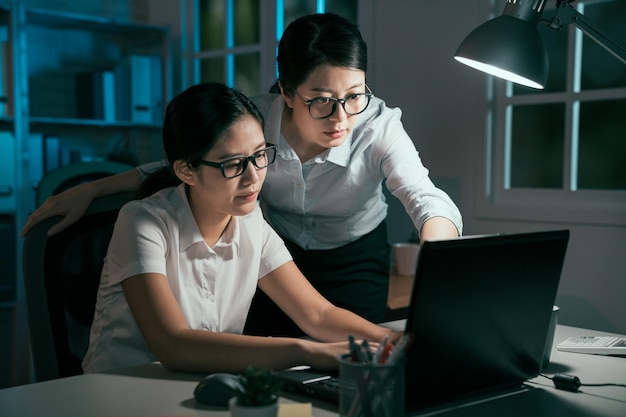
[0,2,171,383]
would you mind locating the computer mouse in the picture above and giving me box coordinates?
[193,373,242,407]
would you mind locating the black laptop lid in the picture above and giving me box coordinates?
[404,229,569,411]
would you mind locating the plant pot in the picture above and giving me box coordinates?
[229,397,279,417]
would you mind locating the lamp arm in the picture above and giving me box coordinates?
[546,1,626,64]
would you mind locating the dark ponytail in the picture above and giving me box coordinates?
[136,166,179,199]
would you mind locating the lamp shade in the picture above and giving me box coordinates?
[454,15,549,89]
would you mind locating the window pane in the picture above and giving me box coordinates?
[580,1,626,90]
[199,57,225,84]
[513,3,568,95]
[578,99,626,190]
[199,0,225,50]
[200,0,259,49]
[284,0,315,28]
[327,0,358,23]
[234,0,260,46]
[283,0,358,27]
[234,53,260,96]
[510,103,565,188]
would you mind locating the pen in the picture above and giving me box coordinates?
[378,342,394,364]
[374,335,389,363]
[348,335,364,363]
[361,340,374,364]
[386,333,413,365]
[373,335,389,363]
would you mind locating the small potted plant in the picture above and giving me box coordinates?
[229,367,282,417]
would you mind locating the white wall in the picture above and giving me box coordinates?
[365,0,626,334]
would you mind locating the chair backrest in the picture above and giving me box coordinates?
[36,161,133,207]
[22,191,136,381]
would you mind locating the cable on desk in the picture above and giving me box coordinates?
[539,373,626,392]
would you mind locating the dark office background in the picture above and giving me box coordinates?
[2,0,624,388]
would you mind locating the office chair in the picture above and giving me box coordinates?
[36,161,133,207]
[22,191,135,381]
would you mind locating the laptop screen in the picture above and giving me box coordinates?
[403,229,569,411]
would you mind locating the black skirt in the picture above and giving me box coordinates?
[244,221,391,337]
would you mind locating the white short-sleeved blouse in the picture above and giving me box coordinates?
[82,184,292,373]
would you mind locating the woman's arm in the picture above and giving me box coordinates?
[122,272,364,373]
[21,168,141,237]
[420,216,460,242]
[373,105,463,238]
[259,261,400,345]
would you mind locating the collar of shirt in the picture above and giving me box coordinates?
[325,132,352,167]
[174,184,240,257]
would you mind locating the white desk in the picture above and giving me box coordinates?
[1,325,625,417]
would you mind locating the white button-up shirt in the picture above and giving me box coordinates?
[252,94,463,249]
[83,184,292,373]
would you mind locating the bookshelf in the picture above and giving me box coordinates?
[0,2,171,384]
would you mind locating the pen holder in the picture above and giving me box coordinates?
[338,353,405,417]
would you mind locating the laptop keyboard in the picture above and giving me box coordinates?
[280,376,341,405]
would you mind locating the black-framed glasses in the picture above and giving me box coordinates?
[198,144,277,179]
[292,85,373,119]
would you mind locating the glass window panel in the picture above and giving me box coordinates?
[510,103,565,188]
[579,1,626,90]
[284,0,315,29]
[199,0,225,50]
[234,0,260,46]
[577,98,626,190]
[199,57,225,84]
[327,0,358,23]
[513,4,568,95]
[283,1,358,28]
[234,53,260,97]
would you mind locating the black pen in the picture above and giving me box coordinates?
[348,335,363,362]
[361,339,373,364]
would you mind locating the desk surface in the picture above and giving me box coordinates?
[387,268,414,310]
[2,325,625,417]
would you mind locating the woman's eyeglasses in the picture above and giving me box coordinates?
[198,144,277,179]
[292,86,373,119]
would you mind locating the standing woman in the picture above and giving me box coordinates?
[244,13,461,336]
[22,14,462,337]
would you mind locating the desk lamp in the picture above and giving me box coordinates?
[454,0,626,89]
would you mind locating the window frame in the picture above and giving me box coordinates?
[478,0,626,227]
[183,0,278,96]
[184,0,363,97]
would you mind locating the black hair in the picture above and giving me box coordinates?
[137,82,264,198]
[274,13,367,94]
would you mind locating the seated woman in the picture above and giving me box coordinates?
[82,82,398,374]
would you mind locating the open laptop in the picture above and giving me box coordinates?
[275,229,570,414]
